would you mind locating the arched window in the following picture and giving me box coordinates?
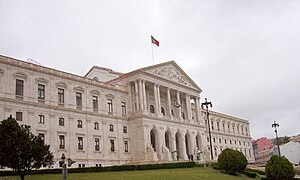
[171,109,174,116]
[150,105,155,113]
[161,107,165,116]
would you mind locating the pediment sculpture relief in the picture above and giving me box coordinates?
[151,66,192,87]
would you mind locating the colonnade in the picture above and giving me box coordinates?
[148,127,205,161]
[130,79,201,122]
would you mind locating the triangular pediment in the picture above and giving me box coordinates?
[141,61,201,91]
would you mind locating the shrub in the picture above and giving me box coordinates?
[217,148,247,175]
[265,155,295,180]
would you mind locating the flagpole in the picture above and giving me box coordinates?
[151,39,154,64]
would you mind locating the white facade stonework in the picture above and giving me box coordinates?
[0,55,254,168]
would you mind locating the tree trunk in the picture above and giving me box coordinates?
[20,173,25,180]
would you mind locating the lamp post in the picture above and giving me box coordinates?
[60,153,67,180]
[59,153,76,180]
[202,98,213,160]
[271,121,281,156]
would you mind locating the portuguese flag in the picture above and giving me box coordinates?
[151,35,159,47]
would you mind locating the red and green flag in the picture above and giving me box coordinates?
[151,35,159,47]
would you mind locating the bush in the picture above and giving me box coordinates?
[217,148,247,175]
[265,155,295,180]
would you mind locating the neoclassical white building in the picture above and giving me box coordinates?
[0,55,254,167]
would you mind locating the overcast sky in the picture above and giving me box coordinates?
[0,0,299,139]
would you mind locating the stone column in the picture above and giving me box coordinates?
[134,81,139,111]
[138,79,144,110]
[177,91,181,120]
[153,84,158,113]
[190,133,196,156]
[157,128,163,160]
[157,85,161,115]
[185,94,191,121]
[167,88,171,116]
[195,97,200,122]
[128,83,133,112]
[142,80,147,110]
[181,134,188,160]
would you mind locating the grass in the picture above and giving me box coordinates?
[0,167,255,180]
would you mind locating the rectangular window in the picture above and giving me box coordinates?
[217,122,220,131]
[39,115,45,124]
[59,117,64,126]
[76,92,82,108]
[124,141,128,152]
[211,121,214,130]
[110,139,115,152]
[94,122,99,130]
[16,79,24,96]
[219,139,221,143]
[16,112,23,121]
[95,138,100,151]
[109,124,113,132]
[121,102,126,115]
[58,88,64,104]
[228,124,230,133]
[59,135,65,149]
[213,138,216,143]
[38,84,45,100]
[92,96,98,110]
[38,133,45,143]
[123,126,127,133]
[78,137,83,150]
[108,99,113,113]
[77,120,82,128]
[214,147,217,157]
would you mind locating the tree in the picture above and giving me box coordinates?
[265,155,295,180]
[0,116,53,180]
[217,148,247,175]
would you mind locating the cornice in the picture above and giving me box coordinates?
[0,55,127,93]
[207,130,252,140]
[128,113,205,129]
[202,109,250,124]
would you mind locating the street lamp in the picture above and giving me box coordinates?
[201,98,213,160]
[59,153,76,180]
[271,121,281,156]
[60,153,67,180]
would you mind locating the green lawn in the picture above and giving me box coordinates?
[0,168,255,180]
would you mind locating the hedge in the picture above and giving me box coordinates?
[243,170,257,178]
[0,161,196,176]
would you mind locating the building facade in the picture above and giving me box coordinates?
[0,55,254,168]
[252,137,274,164]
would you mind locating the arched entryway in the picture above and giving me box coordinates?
[196,134,201,150]
[175,132,181,159]
[165,130,172,151]
[150,129,158,152]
